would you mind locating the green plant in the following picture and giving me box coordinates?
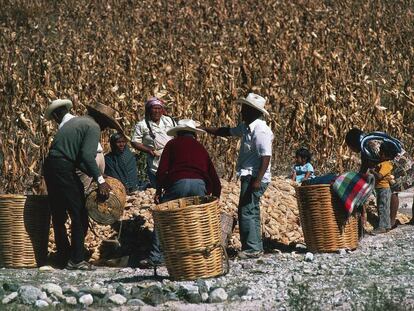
[351,284,408,311]
[287,282,321,311]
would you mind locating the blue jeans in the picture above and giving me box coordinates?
[376,187,391,230]
[238,175,268,253]
[149,179,207,263]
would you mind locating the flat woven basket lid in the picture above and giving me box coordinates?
[86,176,126,225]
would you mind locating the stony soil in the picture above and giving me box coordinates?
[1,225,414,310]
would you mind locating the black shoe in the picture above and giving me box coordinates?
[369,228,388,236]
[138,258,164,269]
[47,252,69,269]
[66,260,96,271]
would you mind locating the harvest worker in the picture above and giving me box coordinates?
[44,103,124,270]
[345,128,414,227]
[131,97,176,188]
[201,93,273,259]
[45,99,105,193]
[140,119,221,267]
[105,132,139,194]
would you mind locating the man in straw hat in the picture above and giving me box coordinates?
[140,119,221,268]
[44,102,124,270]
[45,99,106,192]
[202,93,273,259]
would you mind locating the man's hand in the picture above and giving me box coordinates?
[98,182,112,201]
[250,178,261,192]
[154,189,162,204]
[154,193,161,204]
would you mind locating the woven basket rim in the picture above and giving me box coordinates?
[0,194,26,199]
[296,184,331,189]
[152,195,218,213]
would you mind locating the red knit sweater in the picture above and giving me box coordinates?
[156,136,221,197]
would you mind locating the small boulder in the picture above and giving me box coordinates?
[304,252,314,262]
[62,286,79,296]
[132,285,166,306]
[2,292,18,304]
[109,294,127,305]
[41,283,62,297]
[79,286,107,298]
[18,285,42,305]
[34,300,49,308]
[127,298,146,306]
[209,288,228,303]
[3,282,19,292]
[178,284,201,304]
[65,296,77,305]
[115,284,130,297]
[79,294,93,306]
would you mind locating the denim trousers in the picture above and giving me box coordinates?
[238,175,268,253]
[376,187,391,230]
[149,179,207,263]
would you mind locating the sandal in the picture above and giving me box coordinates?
[66,260,96,271]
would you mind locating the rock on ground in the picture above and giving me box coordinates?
[79,294,93,306]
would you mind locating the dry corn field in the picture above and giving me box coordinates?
[1,0,414,193]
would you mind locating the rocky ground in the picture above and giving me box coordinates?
[1,224,414,310]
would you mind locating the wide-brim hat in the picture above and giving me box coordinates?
[167,119,206,136]
[236,93,269,116]
[45,99,73,120]
[86,103,124,134]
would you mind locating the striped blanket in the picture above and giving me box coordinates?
[332,172,374,215]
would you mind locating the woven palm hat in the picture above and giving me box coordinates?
[167,119,205,136]
[236,93,269,116]
[86,103,124,134]
[45,99,73,120]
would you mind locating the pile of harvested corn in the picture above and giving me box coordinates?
[48,178,411,262]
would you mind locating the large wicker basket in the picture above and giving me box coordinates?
[152,196,227,281]
[0,195,50,268]
[296,184,358,252]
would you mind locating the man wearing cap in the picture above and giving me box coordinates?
[44,103,123,270]
[202,93,273,258]
[45,99,105,192]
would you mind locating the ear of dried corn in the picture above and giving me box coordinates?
[1,1,413,193]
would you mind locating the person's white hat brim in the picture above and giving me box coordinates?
[167,119,206,136]
[45,99,73,120]
[236,94,269,116]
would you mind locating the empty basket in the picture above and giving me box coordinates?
[296,184,358,252]
[0,195,50,268]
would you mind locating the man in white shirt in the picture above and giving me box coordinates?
[45,99,105,192]
[202,93,273,258]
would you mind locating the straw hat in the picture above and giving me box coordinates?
[45,99,73,120]
[236,93,269,116]
[86,103,124,133]
[167,119,206,136]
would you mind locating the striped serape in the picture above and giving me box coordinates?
[332,172,374,215]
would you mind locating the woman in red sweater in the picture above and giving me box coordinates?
[155,119,221,203]
[141,119,221,267]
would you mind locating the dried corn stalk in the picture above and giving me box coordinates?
[0,0,413,193]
